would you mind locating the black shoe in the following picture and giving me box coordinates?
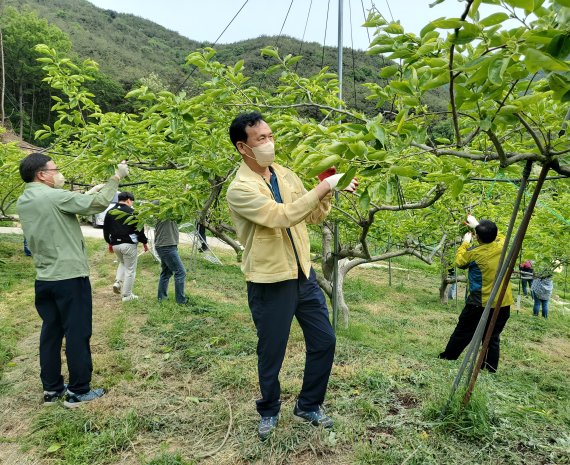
[64,388,105,408]
[293,402,333,428]
[43,384,67,405]
[258,415,279,441]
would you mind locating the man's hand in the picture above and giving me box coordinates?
[463,232,473,243]
[324,173,359,192]
[85,183,105,195]
[143,243,149,252]
[115,160,129,179]
[466,215,479,228]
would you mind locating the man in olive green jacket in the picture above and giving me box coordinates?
[226,112,357,440]
[17,152,128,407]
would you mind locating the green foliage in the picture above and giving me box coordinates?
[0,6,72,140]
[4,0,568,322]
[32,409,144,464]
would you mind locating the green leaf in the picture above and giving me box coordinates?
[479,12,510,27]
[366,121,386,145]
[327,142,348,155]
[546,34,570,59]
[469,0,482,18]
[348,141,368,158]
[379,65,399,78]
[306,155,342,177]
[336,166,358,191]
[47,444,62,453]
[432,18,465,29]
[420,69,449,91]
[389,166,419,178]
[554,0,570,6]
[505,0,534,10]
[420,21,437,38]
[260,47,279,59]
[498,104,522,114]
[390,81,414,95]
[359,188,371,211]
[385,22,404,34]
[449,178,465,198]
[395,109,409,133]
[488,57,509,85]
[451,23,481,44]
[524,47,570,73]
[367,150,389,161]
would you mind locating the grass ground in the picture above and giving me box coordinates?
[0,233,569,465]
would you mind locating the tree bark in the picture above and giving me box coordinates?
[18,81,23,137]
[0,27,5,125]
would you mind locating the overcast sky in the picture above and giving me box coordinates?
[85,0,512,51]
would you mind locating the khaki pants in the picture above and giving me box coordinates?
[113,243,138,297]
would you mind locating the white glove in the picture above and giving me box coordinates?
[115,161,129,179]
[466,215,479,228]
[463,232,473,243]
[85,183,105,195]
[324,173,359,192]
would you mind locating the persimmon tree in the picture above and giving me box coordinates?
[25,0,569,326]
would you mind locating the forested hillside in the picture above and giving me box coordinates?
[2,0,447,144]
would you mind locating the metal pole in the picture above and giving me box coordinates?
[462,161,550,405]
[442,161,533,416]
[337,0,343,101]
[331,0,343,329]
[463,160,533,384]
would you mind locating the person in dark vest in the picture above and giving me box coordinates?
[103,192,148,302]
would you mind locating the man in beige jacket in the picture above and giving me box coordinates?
[226,112,357,440]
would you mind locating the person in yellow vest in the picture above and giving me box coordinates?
[439,215,514,373]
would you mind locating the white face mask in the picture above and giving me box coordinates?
[244,141,275,167]
[52,172,65,189]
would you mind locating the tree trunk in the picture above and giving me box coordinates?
[18,81,23,137]
[29,87,35,140]
[0,27,5,125]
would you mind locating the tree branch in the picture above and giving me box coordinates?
[227,102,366,122]
[449,0,475,147]
[486,130,507,167]
[369,183,446,212]
[516,113,545,154]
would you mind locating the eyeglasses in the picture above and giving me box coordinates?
[41,168,60,172]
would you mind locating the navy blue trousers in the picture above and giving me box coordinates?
[35,277,93,394]
[247,268,336,417]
